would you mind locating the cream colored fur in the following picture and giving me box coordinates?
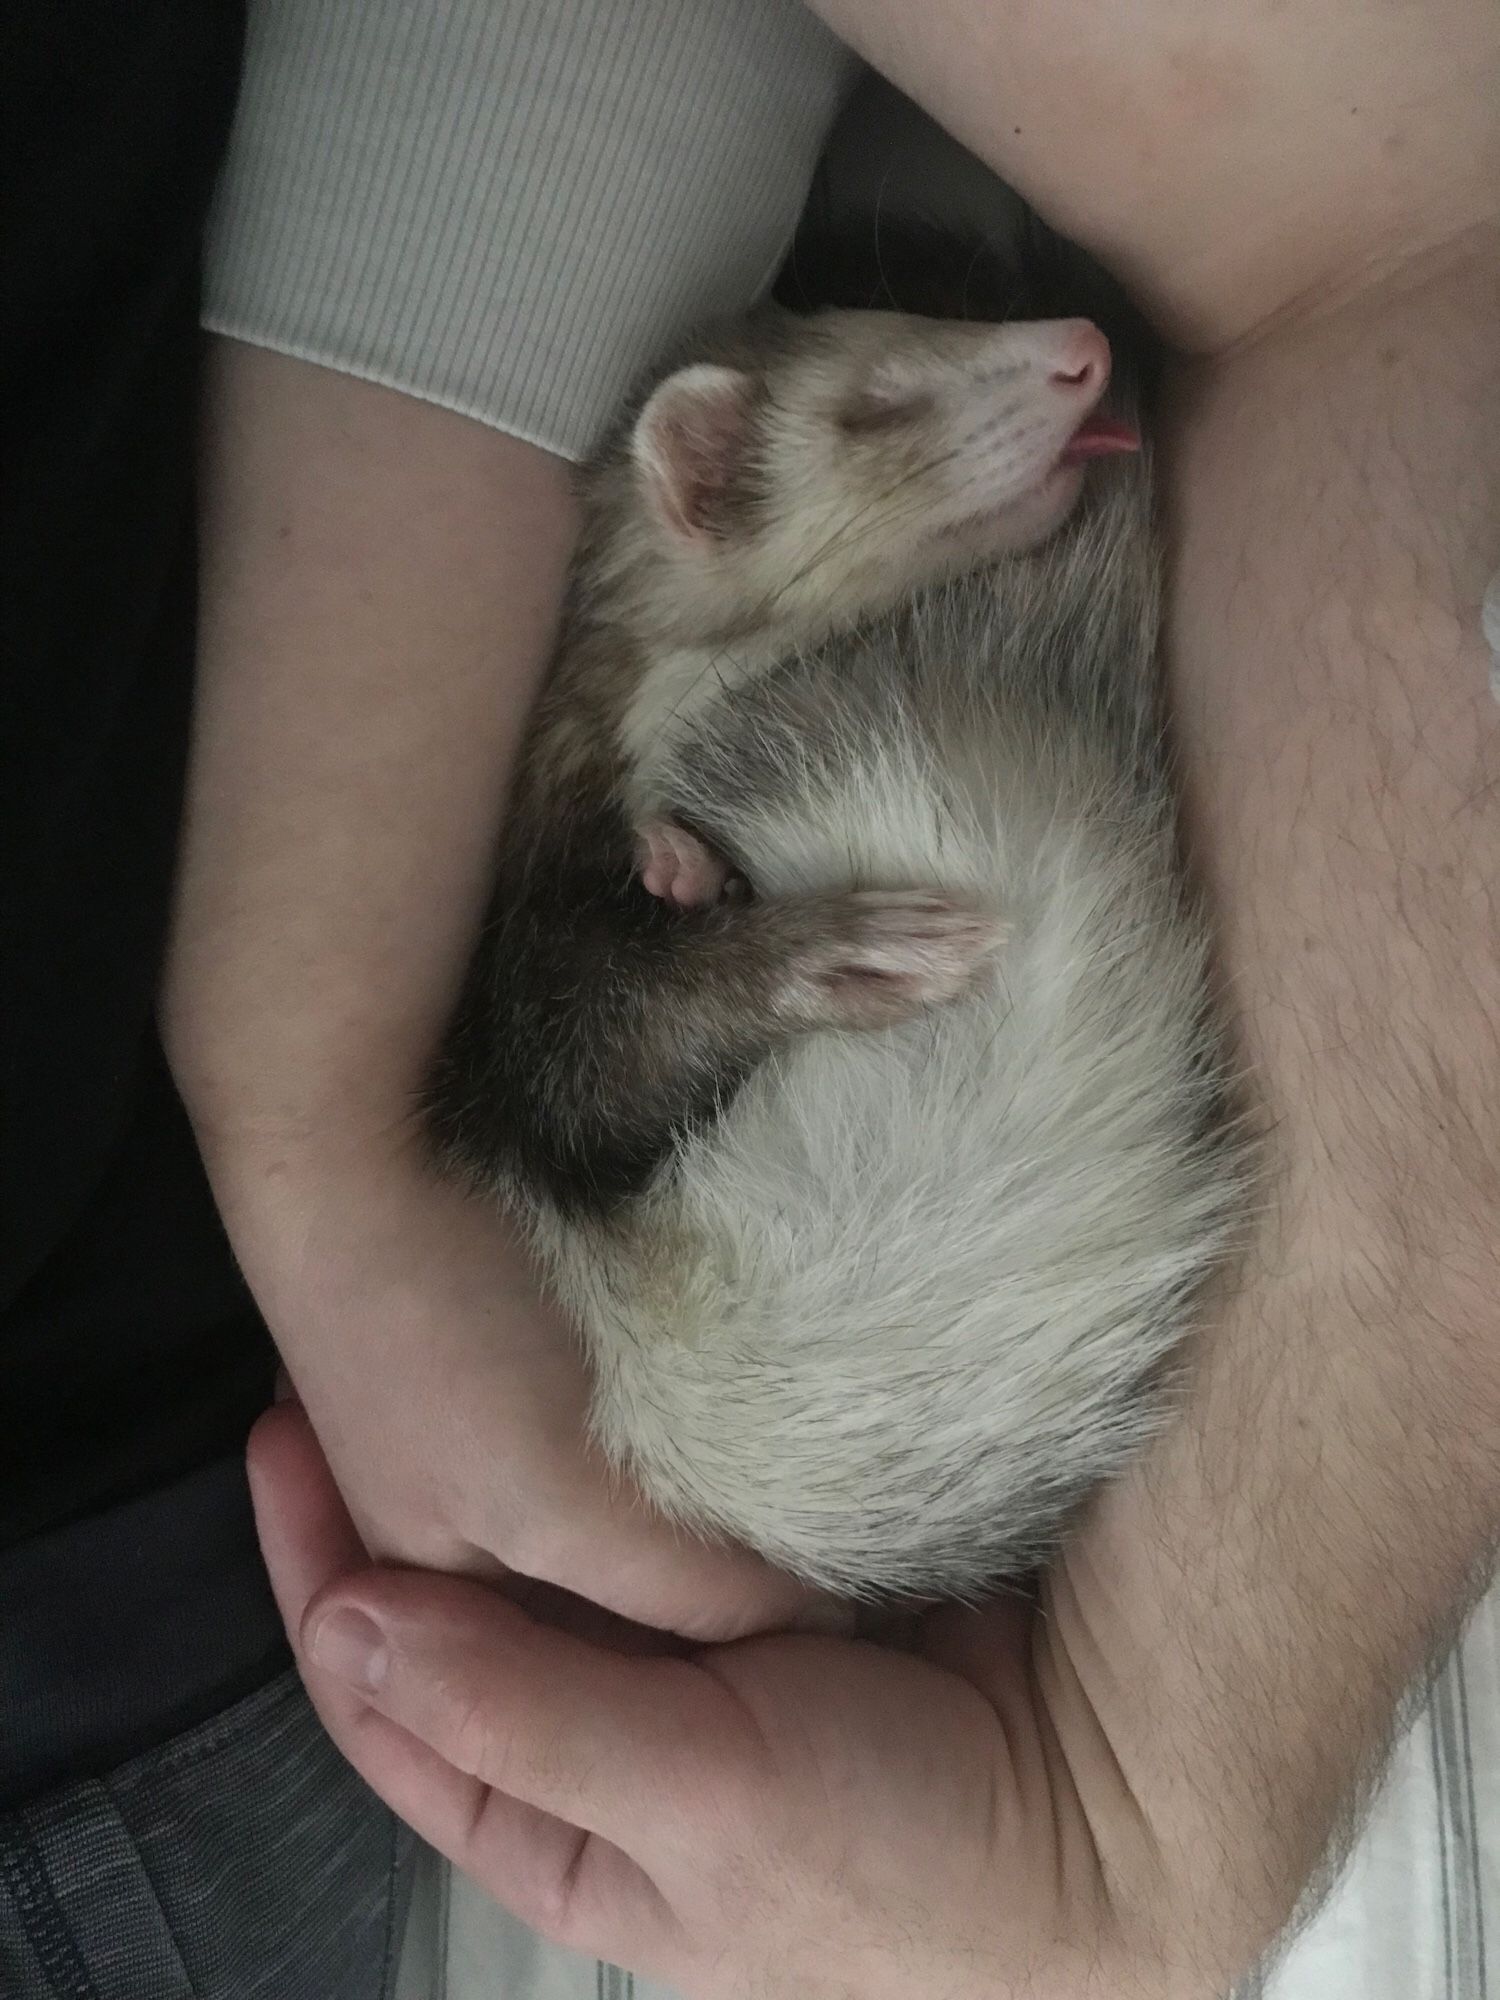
[526,486,1245,1598]
[465,304,1246,1598]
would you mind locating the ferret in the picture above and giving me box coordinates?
[433,230,1245,1601]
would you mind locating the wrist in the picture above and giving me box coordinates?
[167,1043,453,1316]
[1029,1571,1296,1999]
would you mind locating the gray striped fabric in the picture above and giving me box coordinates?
[1429,1643,1492,1997]
[0,1672,412,2000]
[205,0,855,462]
[1231,1581,1497,2000]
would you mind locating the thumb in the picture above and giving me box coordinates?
[302,1568,709,1970]
[303,1567,719,1855]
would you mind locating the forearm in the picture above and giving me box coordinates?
[796,6,1500,1977]
[1045,239,1500,1986]
[805,1,1499,352]
[163,341,576,1183]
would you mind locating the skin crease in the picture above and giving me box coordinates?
[803,0,1500,351]
[190,4,1497,1994]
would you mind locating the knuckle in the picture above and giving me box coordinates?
[521,1840,590,1946]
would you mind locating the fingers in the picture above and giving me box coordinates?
[247,1408,519,1861]
[302,1566,728,1851]
[322,1701,672,1969]
[247,1400,366,1627]
[538,1478,843,1644]
[300,1569,710,1968]
[247,1407,677,1965]
[244,1402,782,1832]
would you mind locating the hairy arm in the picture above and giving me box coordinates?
[228,17,1499,1995]
[1033,238,1500,1982]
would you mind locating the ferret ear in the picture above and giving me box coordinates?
[632,364,753,543]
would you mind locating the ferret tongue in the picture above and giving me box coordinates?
[1060,415,1141,463]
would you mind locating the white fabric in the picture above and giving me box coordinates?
[206,0,854,461]
[1246,1583,1498,2000]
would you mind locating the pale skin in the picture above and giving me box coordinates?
[169,3,1499,1994]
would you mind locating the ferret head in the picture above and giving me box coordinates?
[606,307,1138,647]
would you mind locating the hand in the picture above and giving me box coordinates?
[228,1133,829,1644]
[251,1403,1200,2000]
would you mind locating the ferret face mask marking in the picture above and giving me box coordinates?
[629,309,1139,645]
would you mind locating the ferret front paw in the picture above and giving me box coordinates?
[776,890,1007,1031]
[636,819,743,910]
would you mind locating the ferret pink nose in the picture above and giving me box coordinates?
[1047,322,1111,397]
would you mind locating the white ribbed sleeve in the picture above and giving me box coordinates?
[203,0,854,460]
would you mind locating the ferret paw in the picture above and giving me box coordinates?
[636,819,741,910]
[778,890,1007,1031]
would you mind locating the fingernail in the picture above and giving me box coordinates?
[308,1606,389,1689]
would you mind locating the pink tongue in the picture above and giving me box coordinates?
[1060,416,1141,463]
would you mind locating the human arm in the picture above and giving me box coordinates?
[160,0,854,1637]
[242,6,1500,1991]
[243,235,1500,2000]
[161,344,817,1637]
[1035,226,1500,1981]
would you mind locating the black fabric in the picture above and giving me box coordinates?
[1,0,274,1549]
[0,15,416,1990]
[0,1456,290,1813]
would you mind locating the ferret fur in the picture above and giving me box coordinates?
[433,227,1246,1600]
